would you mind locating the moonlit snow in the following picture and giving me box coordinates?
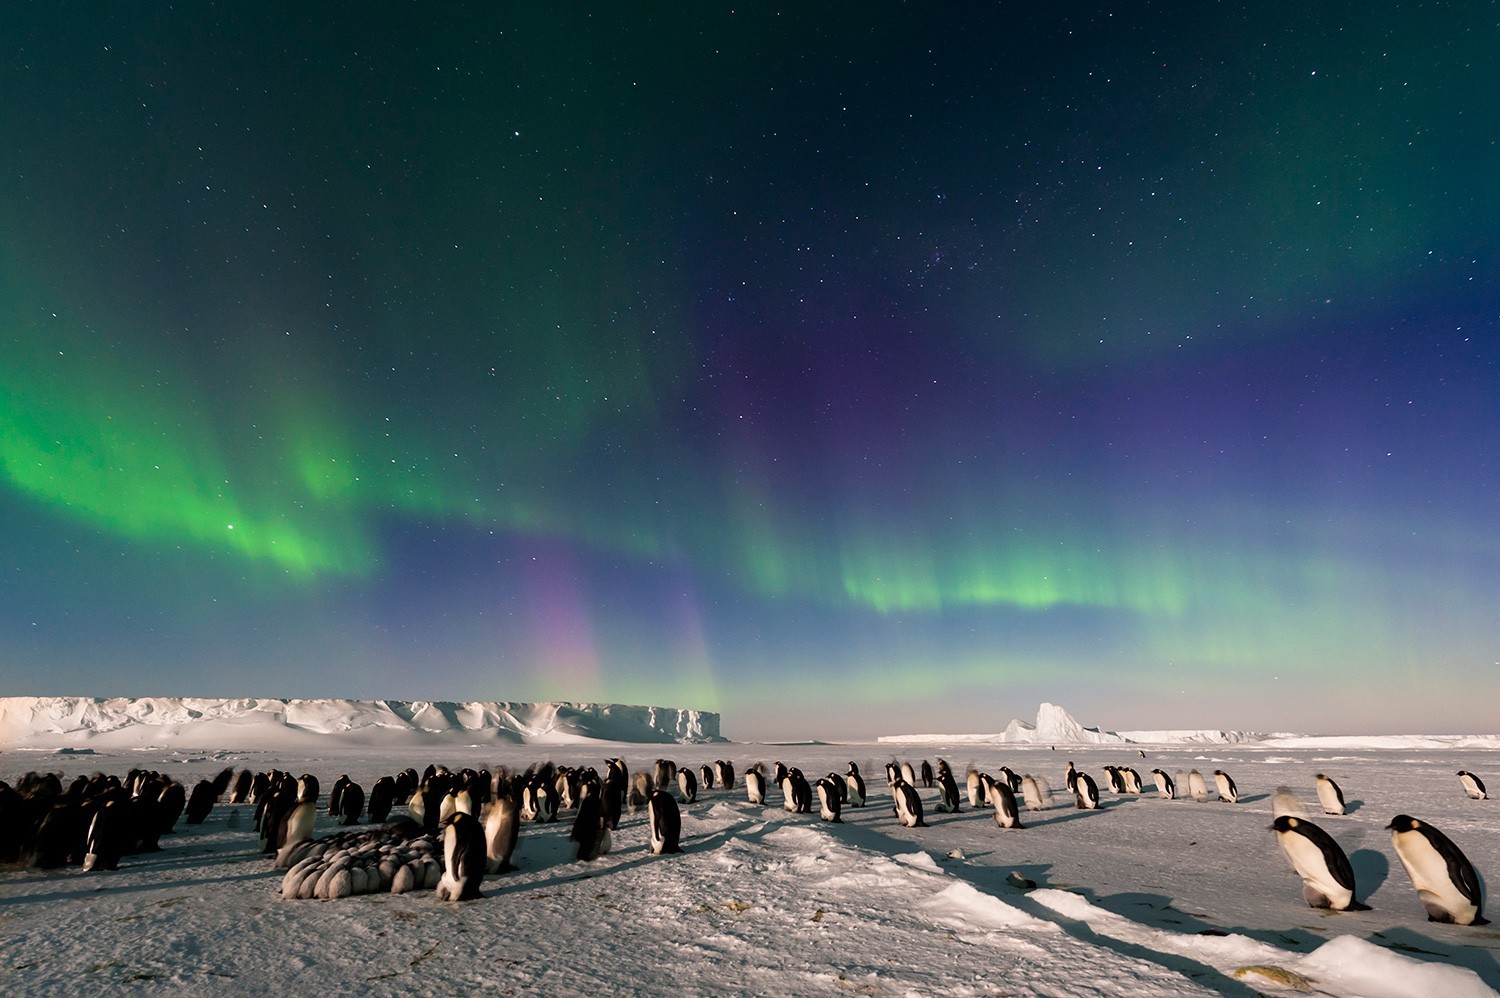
[1,700,1496,995]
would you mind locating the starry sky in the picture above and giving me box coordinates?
[2,5,1497,740]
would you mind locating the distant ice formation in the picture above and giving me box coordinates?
[0,696,724,748]
[879,701,1499,747]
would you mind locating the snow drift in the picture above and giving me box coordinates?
[0,696,723,748]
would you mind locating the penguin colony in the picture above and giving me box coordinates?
[0,758,1487,927]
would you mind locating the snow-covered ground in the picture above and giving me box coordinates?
[2,738,1496,996]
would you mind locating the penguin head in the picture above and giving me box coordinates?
[1272,815,1298,832]
[1386,814,1420,832]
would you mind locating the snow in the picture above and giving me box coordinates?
[0,697,723,748]
[3,732,1497,995]
[879,702,1500,750]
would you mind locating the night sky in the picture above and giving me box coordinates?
[3,6,1497,740]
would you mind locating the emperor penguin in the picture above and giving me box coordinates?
[296,774,319,807]
[1073,772,1100,810]
[1065,761,1078,794]
[745,766,766,805]
[368,777,396,823]
[629,772,653,810]
[435,811,486,901]
[698,764,715,791]
[892,777,926,828]
[1021,775,1047,812]
[917,760,933,788]
[844,763,866,807]
[274,799,318,866]
[1457,771,1488,800]
[484,787,521,873]
[1213,770,1239,803]
[1187,770,1209,803]
[184,780,216,825]
[999,766,1022,792]
[647,790,682,855]
[229,769,253,804]
[985,776,1023,829]
[1315,774,1346,816]
[338,782,365,826]
[1273,815,1368,911]
[328,775,350,817]
[82,797,126,872]
[783,768,812,814]
[1151,769,1176,800]
[966,770,987,808]
[773,761,789,786]
[569,790,611,862]
[935,767,962,813]
[901,762,918,788]
[1387,814,1488,925]
[654,759,678,791]
[677,767,698,804]
[715,760,735,791]
[815,777,843,823]
[1122,768,1144,794]
[1103,765,1126,794]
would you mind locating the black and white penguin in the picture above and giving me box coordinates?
[82,797,127,872]
[296,774,319,807]
[629,772,653,810]
[484,785,522,873]
[1457,771,1488,800]
[1021,775,1047,811]
[1151,769,1176,800]
[745,766,766,805]
[647,790,682,855]
[1387,814,1487,925]
[184,780,216,825]
[845,762,866,807]
[999,766,1022,792]
[653,759,678,791]
[328,775,350,817]
[773,761,789,786]
[1187,769,1209,802]
[1273,815,1368,911]
[338,782,365,826]
[698,764,715,791]
[436,811,486,901]
[1122,768,1143,794]
[1074,772,1100,810]
[1315,774,1346,816]
[1064,761,1078,794]
[985,776,1023,829]
[368,777,396,823]
[677,767,698,804]
[715,760,735,791]
[229,769,253,805]
[934,767,961,814]
[1103,766,1126,794]
[783,769,812,814]
[274,799,318,866]
[892,778,926,828]
[815,777,843,823]
[892,761,912,788]
[918,760,933,788]
[1213,770,1239,803]
[966,770,987,808]
[569,791,612,862]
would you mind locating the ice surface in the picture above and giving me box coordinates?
[2,737,1496,995]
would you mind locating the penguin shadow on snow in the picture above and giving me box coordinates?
[1363,926,1500,989]
[0,868,278,907]
[1347,847,1388,897]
